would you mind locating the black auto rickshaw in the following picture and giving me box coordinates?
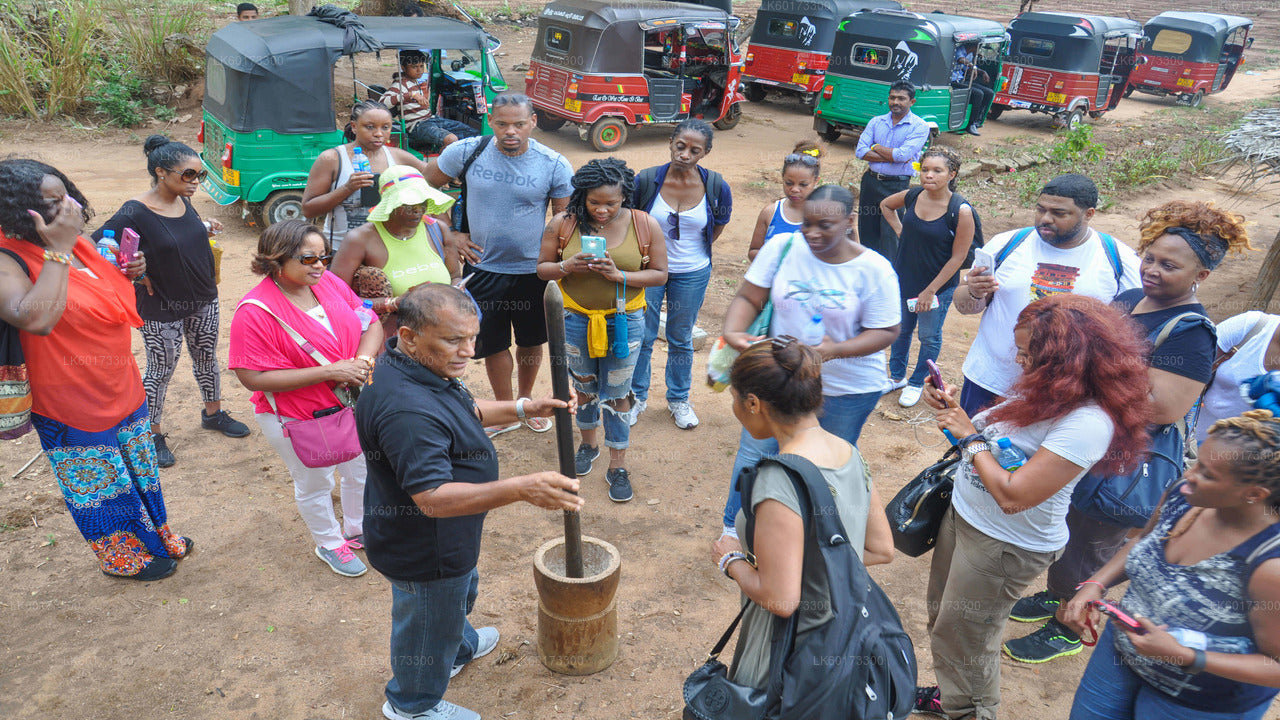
[1127,12,1254,107]
[741,0,902,107]
[199,12,506,226]
[525,0,744,151]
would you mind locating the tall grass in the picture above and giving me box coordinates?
[0,22,40,118]
[108,0,207,83]
[41,0,103,117]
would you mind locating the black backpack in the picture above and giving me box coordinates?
[739,454,918,720]
[904,187,984,268]
[635,165,729,228]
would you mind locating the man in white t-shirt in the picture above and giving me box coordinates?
[952,174,1140,415]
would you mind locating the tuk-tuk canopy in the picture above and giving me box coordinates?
[204,15,493,134]
[532,0,735,74]
[828,10,1007,88]
[1142,12,1253,64]
[1006,12,1143,73]
[751,0,902,52]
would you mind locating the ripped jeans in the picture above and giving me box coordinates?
[564,309,645,450]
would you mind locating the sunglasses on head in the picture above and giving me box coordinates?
[293,253,333,267]
[784,153,820,166]
[168,168,210,183]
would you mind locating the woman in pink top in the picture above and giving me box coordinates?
[229,219,383,578]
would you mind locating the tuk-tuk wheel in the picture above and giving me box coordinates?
[713,103,742,131]
[1187,90,1204,108]
[819,126,841,144]
[261,190,306,227]
[985,105,1005,121]
[589,118,628,152]
[536,113,567,132]
[744,84,767,103]
[1122,85,1135,99]
[1057,108,1085,132]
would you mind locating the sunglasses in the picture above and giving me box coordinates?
[666,211,680,242]
[167,168,210,183]
[293,253,334,267]
[784,153,820,167]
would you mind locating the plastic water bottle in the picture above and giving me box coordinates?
[800,312,824,346]
[995,438,1027,471]
[357,299,378,330]
[96,229,119,262]
[353,147,371,174]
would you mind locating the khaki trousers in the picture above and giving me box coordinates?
[927,508,1061,720]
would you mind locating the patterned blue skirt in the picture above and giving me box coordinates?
[31,402,187,576]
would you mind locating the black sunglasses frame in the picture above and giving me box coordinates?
[292,253,334,267]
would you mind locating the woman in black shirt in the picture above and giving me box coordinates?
[94,135,249,467]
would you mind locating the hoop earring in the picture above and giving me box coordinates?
[1192,282,1199,294]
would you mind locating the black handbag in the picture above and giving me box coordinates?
[885,445,959,557]
[682,603,768,720]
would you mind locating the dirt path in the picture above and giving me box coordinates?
[1,18,1279,720]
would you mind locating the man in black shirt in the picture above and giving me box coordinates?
[357,284,581,720]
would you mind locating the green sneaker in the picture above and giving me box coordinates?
[1003,619,1082,664]
[1009,589,1060,623]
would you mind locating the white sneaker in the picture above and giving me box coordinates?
[899,385,924,407]
[669,400,699,429]
[628,398,647,427]
[450,626,500,678]
[888,377,909,392]
[382,699,480,720]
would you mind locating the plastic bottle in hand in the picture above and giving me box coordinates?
[96,229,119,263]
[800,312,824,346]
[995,438,1027,471]
[352,147,371,174]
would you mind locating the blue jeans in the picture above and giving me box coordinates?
[1070,625,1272,720]
[385,568,481,715]
[960,376,1002,417]
[888,286,956,387]
[721,390,882,529]
[564,308,644,450]
[632,265,712,404]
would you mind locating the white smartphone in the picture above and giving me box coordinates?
[907,296,941,312]
[580,235,607,259]
[971,248,995,277]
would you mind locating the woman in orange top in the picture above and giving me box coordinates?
[0,159,191,581]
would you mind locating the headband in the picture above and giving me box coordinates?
[1165,225,1227,270]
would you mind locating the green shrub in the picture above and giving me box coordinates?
[87,60,147,126]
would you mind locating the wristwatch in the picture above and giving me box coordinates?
[962,439,991,464]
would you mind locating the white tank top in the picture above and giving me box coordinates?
[651,192,710,273]
[323,144,395,250]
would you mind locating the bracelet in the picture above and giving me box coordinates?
[515,397,530,420]
[966,286,983,302]
[42,249,73,265]
[959,433,985,449]
[357,355,375,368]
[559,260,569,276]
[1075,580,1107,593]
[1184,648,1207,674]
[718,551,751,578]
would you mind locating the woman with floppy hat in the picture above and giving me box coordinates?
[332,165,458,340]
[229,219,384,578]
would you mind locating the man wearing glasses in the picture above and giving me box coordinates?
[855,81,929,259]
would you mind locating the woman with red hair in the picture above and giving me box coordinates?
[913,294,1152,719]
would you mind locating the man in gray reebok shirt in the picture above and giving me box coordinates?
[426,93,573,437]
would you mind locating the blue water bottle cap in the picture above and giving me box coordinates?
[997,437,1011,449]
[102,229,115,239]
[363,300,374,309]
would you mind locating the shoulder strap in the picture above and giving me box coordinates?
[555,216,578,258]
[424,220,445,260]
[1246,532,1280,568]
[458,136,491,187]
[631,209,653,269]
[904,186,924,210]
[1098,232,1124,286]
[946,192,968,233]
[237,299,335,368]
[1150,312,1211,351]
[703,602,752,661]
[635,167,659,211]
[703,169,724,218]
[994,227,1036,270]
[0,248,29,278]
[1214,316,1271,375]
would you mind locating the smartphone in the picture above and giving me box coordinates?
[907,296,941,312]
[313,406,344,419]
[925,359,958,445]
[971,248,995,277]
[580,234,607,259]
[1089,599,1146,634]
[118,228,140,268]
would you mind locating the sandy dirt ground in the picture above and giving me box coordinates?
[1,13,1279,720]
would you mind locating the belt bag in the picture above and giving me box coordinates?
[239,299,363,469]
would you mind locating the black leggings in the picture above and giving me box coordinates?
[141,301,222,427]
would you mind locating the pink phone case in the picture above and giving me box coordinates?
[118,228,140,267]
[1090,600,1145,634]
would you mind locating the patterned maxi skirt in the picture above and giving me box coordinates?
[30,402,188,576]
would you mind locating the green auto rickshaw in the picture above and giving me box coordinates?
[813,9,1006,143]
[200,13,507,227]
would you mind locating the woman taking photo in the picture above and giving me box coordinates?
[229,219,384,578]
[916,293,1151,718]
[331,165,458,339]
[94,134,248,469]
[718,183,900,539]
[301,101,428,251]
[1006,200,1250,665]
[710,339,894,688]
[1064,410,1280,720]
[630,119,733,430]
[0,159,190,581]
[744,140,822,262]
[880,146,975,408]
[537,158,666,504]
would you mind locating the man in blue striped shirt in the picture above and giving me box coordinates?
[855,81,930,259]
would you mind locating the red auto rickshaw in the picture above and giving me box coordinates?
[1126,12,1253,107]
[988,12,1142,130]
[741,0,901,107]
[526,0,745,151]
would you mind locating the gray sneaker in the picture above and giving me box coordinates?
[628,398,647,427]
[574,443,600,476]
[382,700,480,720]
[451,625,500,678]
[314,543,367,577]
[668,400,699,429]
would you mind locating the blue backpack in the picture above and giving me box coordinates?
[994,227,1124,286]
